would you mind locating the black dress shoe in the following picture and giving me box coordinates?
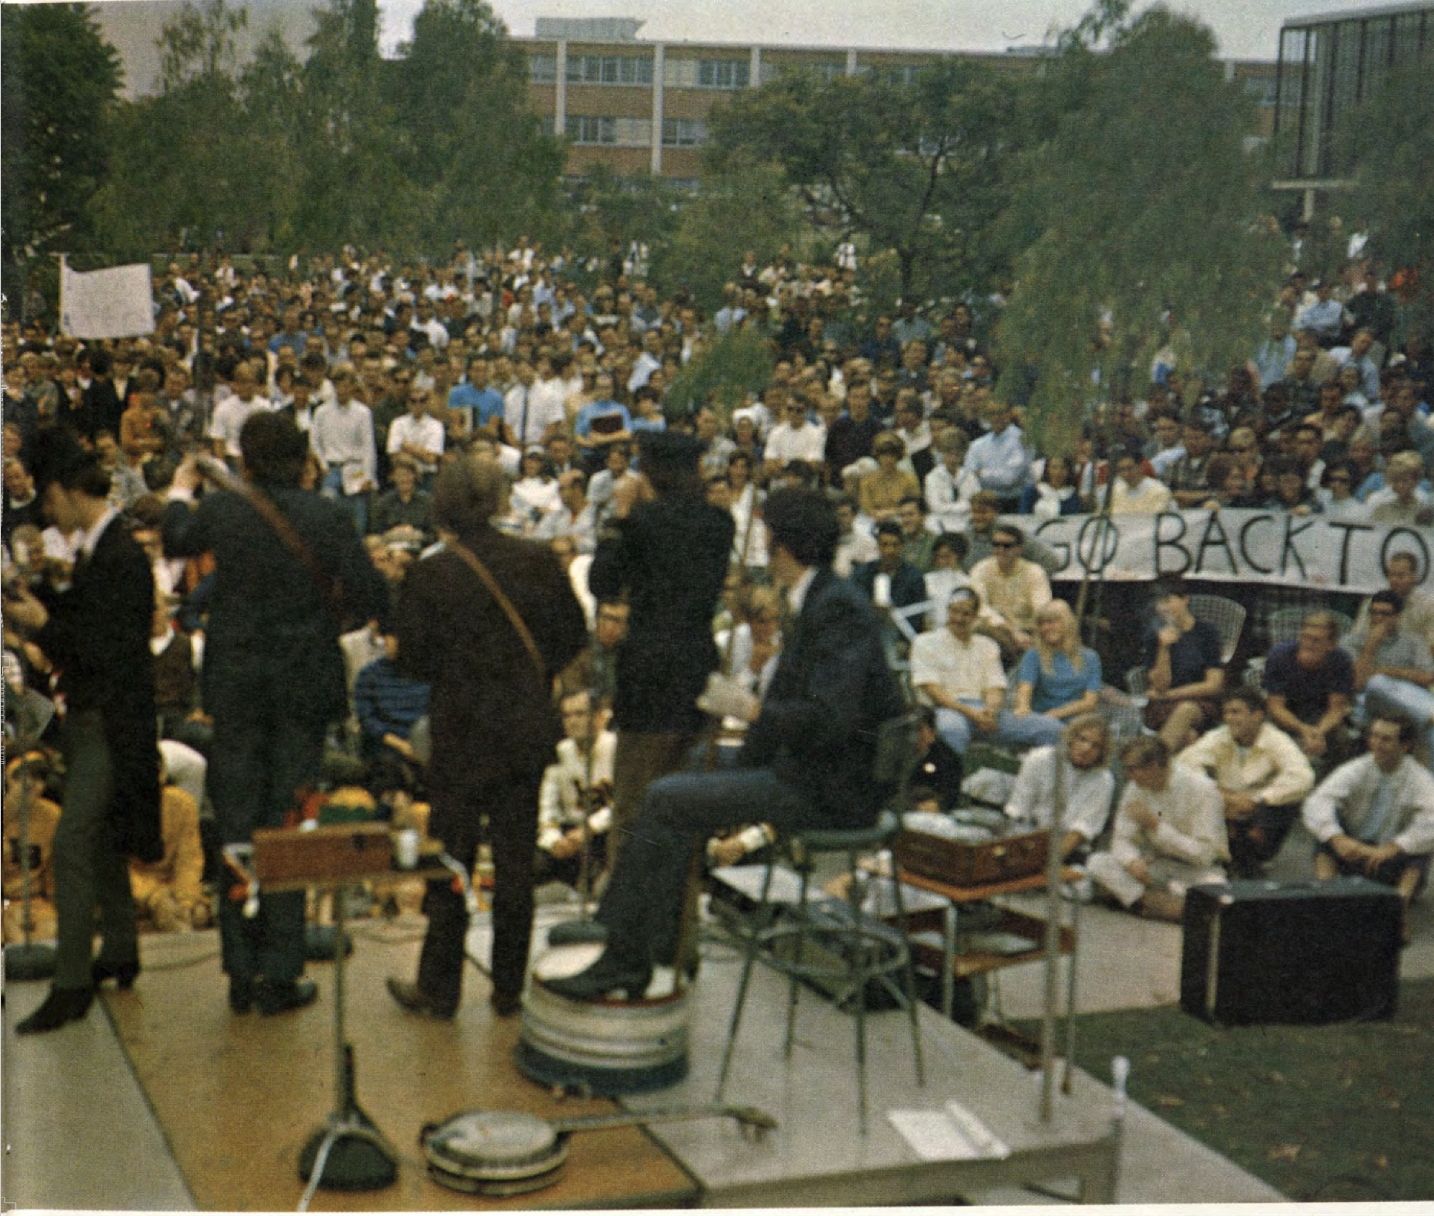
[490,990,523,1018]
[257,978,319,1016]
[548,918,607,947]
[386,977,455,1020]
[92,958,141,989]
[542,952,652,1003]
[16,986,94,1035]
[229,977,255,1014]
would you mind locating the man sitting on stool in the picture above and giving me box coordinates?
[1177,687,1315,878]
[1302,713,1434,944]
[544,487,905,1001]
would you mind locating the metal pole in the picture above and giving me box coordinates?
[1038,746,1067,1123]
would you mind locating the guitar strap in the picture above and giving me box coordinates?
[444,536,548,684]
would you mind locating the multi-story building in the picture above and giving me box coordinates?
[515,17,1279,187]
[1272,2,1433,212]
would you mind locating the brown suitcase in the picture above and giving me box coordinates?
[894,826,1050,888]
[252,823,394,885]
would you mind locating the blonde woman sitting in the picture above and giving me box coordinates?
[1010,600,1103,748]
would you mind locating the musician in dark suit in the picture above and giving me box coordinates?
[386,454,587,1018]
[8,428,162,1034]
[163,413,387,1016]
[546,487,906,1001]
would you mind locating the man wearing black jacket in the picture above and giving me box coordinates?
[163,413,387,1016]
[7,428,161,1033]
[546,488,905,1002]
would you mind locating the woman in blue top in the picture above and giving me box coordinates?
[1012,600,1102,742]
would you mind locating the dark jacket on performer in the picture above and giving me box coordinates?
[393,525,588,1010]
[162,483,385,727]
[588,496,735,734]
[740,566,906,825]
[37,515,161,861]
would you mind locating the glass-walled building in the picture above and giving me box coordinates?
[1274,3,1432,188]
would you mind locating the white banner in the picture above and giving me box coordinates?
[59,259,154,340]
[1031,509,1434,594]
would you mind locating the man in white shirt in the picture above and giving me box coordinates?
[1303,713,1434,942]
[504,359,566,449]
[925,430,977,534]
[1003,713,1115,860]
[1087,735,1227,921]
[385,387,445,488]
[1177,686,1316,878]
[534,689,615,889]
[961,397,1031,511]
[909,588,1055,756]
[207,361,273,463]
[762,393,827,479]
[310,363,377,533]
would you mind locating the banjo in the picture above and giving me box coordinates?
[420,1102,776,1196]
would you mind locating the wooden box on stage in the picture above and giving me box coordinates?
[253,823,393,885]
[1180,877,1402,1025]
[894,825,1050,888]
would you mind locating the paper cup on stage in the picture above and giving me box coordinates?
[394,829,420,870]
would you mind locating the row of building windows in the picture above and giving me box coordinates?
[554,115,710,146]
[529,53,957,90]
[528,53,754,89]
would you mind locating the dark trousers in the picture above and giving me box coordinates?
[52,711,137,988]
[419,771,541,1011]
[597,767,819,968]
[208,706,328,984]
[1227,802,1301,875]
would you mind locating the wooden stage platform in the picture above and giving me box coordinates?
[81,910,1123,1209]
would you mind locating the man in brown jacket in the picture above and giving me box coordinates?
[387,454,587,1018]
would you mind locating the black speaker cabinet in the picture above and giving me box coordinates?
[1180,877,1402,1025]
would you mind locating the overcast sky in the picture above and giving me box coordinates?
[85,0,1398,95]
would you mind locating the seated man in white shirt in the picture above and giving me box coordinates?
[1087,735,1228,921]
[1303,713,1434,943]
[534,688,615,890]
[1177,686,1316,878]
[1004,713,1115,861]
[909,587,1060,756]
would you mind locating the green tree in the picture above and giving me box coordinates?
[1,3,123,279]
[652,157,801,312]
[570,163,682,269]
[1334,51,1434,343]
[392,0,565,250]
[91,0,254,254]
[995,3,1285,453]
[706,59,1021,302]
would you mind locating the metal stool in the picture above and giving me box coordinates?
[715,743,927,1133]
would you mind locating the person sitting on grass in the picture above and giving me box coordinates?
[1176,686,1316,879]
[1302,714,1434,944]
[1086,735,1227,922]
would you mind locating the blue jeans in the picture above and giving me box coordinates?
[934,701,1064,754]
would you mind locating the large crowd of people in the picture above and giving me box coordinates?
[3,234,1433,1027]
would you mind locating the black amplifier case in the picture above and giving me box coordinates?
[1180,877,1401,1025]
